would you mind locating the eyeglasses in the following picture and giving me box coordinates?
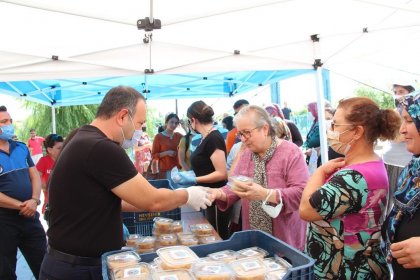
[330,122,353,131]
[236,126,260,139]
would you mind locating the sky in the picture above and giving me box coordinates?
[1,71,360,123]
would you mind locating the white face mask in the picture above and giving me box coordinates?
[261,189,283,218]
[326,129,353,155]
[121,114,143,149]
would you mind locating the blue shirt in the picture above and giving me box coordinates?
[190,126,228,153]
[0,140,34,202]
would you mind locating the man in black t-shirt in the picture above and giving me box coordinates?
[39,86,212,280]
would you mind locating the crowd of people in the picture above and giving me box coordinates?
[0,82,419,279]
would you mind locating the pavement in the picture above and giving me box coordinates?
[16,193,48,280]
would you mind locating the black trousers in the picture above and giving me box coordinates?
[205,204,233,240]
[0,209,47,280]
[39,252,102,280]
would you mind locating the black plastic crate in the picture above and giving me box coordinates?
[122,179,181,235]
[102,230,315,280]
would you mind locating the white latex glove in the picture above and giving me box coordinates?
[177,186,212,211]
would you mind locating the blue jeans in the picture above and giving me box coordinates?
[0,209,47,280]
[39,253,102,280]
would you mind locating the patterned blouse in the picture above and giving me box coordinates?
[306,160,390,280]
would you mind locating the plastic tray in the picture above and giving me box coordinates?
[122,179,181,234]
[102,230,314,280]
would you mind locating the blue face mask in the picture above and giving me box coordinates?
[0,124,14,141]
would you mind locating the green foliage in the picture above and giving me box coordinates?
[354,87,395,109]
[18,101,98,140]
[16,100,163,141]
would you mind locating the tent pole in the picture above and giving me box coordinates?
[315,68,328,164]
[270,82,280,104]
[51,106,56,134]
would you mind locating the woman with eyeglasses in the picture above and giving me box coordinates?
[181,101,230,239]
[151,113,182,179]
[300,97,401,279]
[382,92,420,279]
[209,105,309,250]
[36,134,64,222]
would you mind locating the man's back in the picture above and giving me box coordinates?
[48,125,138,257]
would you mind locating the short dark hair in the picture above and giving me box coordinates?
[96,86,145,119]
[44,134,64,150]
[0,106,7,112]
[30,128,36,132]
[222,116,234,131]
[233,99,249,110]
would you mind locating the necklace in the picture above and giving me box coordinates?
[162,130,174,140]
[199,126,214,145]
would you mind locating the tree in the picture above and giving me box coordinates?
[17,101,98,140]
[354,87,395,109]
[16,100,163,141]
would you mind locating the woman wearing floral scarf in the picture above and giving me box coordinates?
[383,91,420,279]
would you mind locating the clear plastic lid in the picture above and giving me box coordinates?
[263,257,292,272]
[192,261,233,280]
[111,262,150,280]
[158,234,178,246]
[227,175,253,191]
[151,269,195,280]
[198,235,220,244]
[137,236,156,249]
[156,245,199,269]
[153,217,174,233]
[126,234,141,247]
[107,251,140,270]
[190,223,214,236]
[171,220,183,233]
[236,247,268,259]
[178,236,198,246]
[208,250,237,263]
[229,258,266,280]
[263,257,292,279]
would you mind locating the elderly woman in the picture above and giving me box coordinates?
[300,97,401,279]
[382,92,420,279]
[210,105,309,250]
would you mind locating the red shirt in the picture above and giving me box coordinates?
[28,136,44,156]
[152,132,182,172]
[36,155,55,213]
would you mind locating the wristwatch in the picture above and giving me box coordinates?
[31,197,41,205]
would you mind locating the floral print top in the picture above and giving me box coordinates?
[306,160,390,279]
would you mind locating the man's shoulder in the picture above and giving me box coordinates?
[13,140,29,150]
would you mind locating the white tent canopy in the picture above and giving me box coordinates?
[0,0,419,95]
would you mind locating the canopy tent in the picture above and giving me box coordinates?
[0,0,419,106]
[0,70,314,107]
[1,0,419,163]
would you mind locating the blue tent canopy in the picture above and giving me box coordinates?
[0,69,315,107]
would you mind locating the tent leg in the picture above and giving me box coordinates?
[52,107,56,134]
[315,68,329,165]
[270,82,280,104]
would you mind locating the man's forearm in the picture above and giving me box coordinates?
[0,192,22,210]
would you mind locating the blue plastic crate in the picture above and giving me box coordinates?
[102,230,314,280]
[122,179,181,235]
